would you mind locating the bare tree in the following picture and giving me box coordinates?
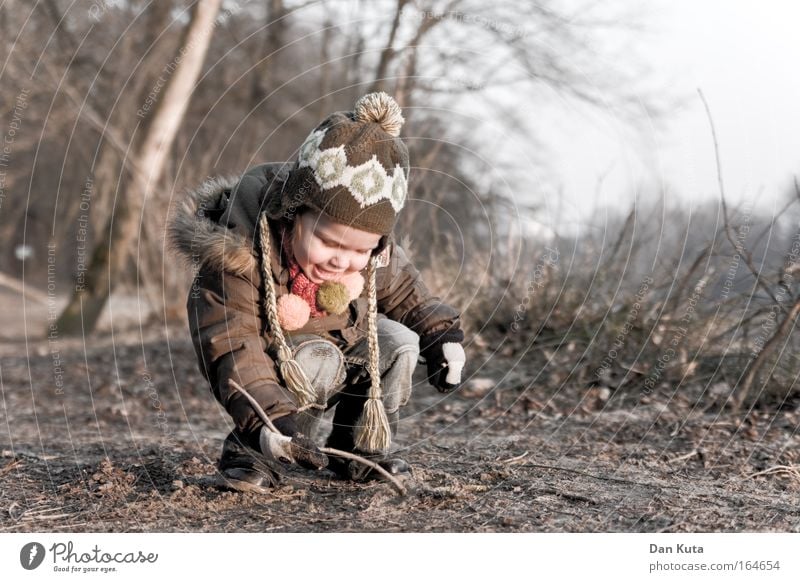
[56,0,223,335]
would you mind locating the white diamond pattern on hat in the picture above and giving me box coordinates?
[297,128,407,210]
[350,159,388,206]
[315,146,348,188]
[299,129,326,164]
[390,165,406,212]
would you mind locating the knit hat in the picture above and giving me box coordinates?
[264,92,409,237]
[257,92,410,454]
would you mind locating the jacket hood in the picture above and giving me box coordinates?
[168,174,260,277]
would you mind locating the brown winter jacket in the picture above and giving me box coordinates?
[169,163,461,435]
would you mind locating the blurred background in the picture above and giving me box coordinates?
[2,0,799,412]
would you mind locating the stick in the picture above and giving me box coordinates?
[499,451,529,464]
[667,449,699,464]
[228,380,407,496]
[743,464,800,482]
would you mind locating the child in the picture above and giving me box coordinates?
[169,92,466,493]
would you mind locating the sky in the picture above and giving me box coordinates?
[536,0,800,230]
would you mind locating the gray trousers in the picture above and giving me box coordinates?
[286,318,420,447]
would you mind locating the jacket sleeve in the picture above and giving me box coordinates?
[375,242,462,343]
[187,266,297,436]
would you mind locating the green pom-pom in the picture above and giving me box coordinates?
[316,281,350,315]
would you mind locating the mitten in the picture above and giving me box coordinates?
[259,414,329,470]
[420,328,466,393]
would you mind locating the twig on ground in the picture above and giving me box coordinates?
[499,451,529,465]
[667,450,700,464]
[0,459,22,476]
[742,464,800,482]
[536,486,598,505]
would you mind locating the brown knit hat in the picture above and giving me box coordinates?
[265,92,409,236]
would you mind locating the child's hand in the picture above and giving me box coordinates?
[420,329,466,394]
[261,414,329,470]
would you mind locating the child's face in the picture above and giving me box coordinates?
[291,210,382,284]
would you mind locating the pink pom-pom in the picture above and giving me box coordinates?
[340,272,365,300]
[277,294,311,330]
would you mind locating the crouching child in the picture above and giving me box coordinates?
[169,92,466,493]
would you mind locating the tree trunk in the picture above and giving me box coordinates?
[56,0,222,335]
[250,0,285,104]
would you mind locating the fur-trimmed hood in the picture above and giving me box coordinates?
[168,164,290,278]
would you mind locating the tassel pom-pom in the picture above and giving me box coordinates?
[341,272,365,300]
[277,294,311,330]
[354,398,391,454]
[316,281,350,315]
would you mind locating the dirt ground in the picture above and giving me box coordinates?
[1,313,799,532]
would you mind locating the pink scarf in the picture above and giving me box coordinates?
[281,227,326,318]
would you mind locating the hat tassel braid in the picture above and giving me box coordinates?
[258,212,317,409]
[353,254,391,453]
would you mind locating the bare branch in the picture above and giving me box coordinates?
[699,88,785,311]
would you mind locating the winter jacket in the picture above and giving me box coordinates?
[169,163,461,428]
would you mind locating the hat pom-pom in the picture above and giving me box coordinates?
[354,92,404,137]
[277,294,311,330]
